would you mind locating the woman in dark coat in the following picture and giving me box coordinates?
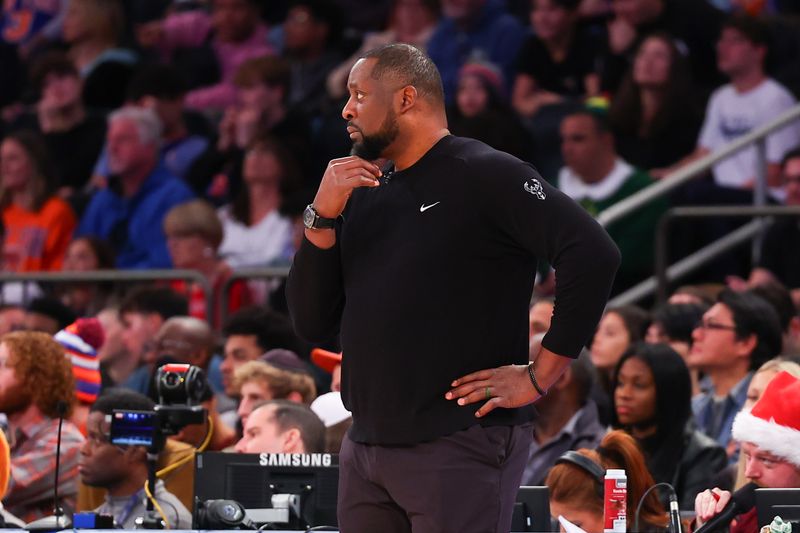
[612,342,728,509]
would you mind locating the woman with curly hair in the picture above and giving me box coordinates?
[0,331,84,523]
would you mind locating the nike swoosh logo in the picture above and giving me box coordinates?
[420,202,441,213]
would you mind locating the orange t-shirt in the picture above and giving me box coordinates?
[2,197,77,271]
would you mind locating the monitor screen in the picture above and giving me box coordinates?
[194,452,339,528]
[511,486,551,532]
[756,488,800,528]
[110,410,157,447]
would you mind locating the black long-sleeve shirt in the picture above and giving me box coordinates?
[287,135,620,444]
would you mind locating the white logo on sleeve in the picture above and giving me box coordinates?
[420,202,441,212]
[524,178,546,200]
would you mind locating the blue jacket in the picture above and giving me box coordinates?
[77,162,195,268]
[427,0,527,105]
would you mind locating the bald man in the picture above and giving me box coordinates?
[152,316,236,450]
[287,43,619,532]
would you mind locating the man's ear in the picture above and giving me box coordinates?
[398,85,418,113]
[282,428,303,453]
[734,333,758,360]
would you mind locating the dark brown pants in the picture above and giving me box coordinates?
[338,423,533,533]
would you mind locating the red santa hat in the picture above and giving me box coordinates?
[732,370,800,467]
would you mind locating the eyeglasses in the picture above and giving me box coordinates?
[695,319,737,332]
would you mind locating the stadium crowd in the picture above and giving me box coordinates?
[1,0,800,531]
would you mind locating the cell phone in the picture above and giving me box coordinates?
[110,410,157,447]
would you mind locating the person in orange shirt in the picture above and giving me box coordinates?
[0,130,76,272]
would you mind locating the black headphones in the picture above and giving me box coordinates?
[555,450,605,497]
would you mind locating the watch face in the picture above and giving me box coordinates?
[303,205,316,228]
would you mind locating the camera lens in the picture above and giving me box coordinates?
[163,372,181,388]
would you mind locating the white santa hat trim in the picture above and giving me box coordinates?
[732,410,800,468]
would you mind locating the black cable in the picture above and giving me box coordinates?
[305,527,338,532]
[635,482,677,532]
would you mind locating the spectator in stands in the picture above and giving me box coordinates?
[447,61,534,162]
[558,109,667,291]
[669,284,719,307]
[742,149,800,295]
[18,51,106,207]
[546,430,667,532]
[62,0,137,110]
[590,305,649,423]
[512,0,604,118]
[591,305,649,375]
[723,359,800,491]
[92,64,210,184]
[151,316,220,389]
[1,331,84,522]
[657,15,800,202]
[427,0,527,104]
[609,33,703,171]
[219,307,301,397]
[79,389,192,529]
[695,371,800,532]
[521,351,606,486]
[326,0,440,101]
[1,130,76,271]
[136,0,273,111]
[23,296,76,335]
[529,298,554,338]
[646,302,709,395]
[689,289,783,453]
[55,318,104,435]
[748,282,800,357]
[58,236,115,317]
[117,287,189,391]
[147,317,237,450]
[0,305,25,336]
[282,0,344,117]
[186,56,312,201]
[0,0,65,58]
[261,348,315,375]
[163,199,252,327]
[234,400,325,454]
[217,136,299,269]
[233,359,316,428]
[612,343,727,508]
[95,306,129,389]
[76,107,195,269]
[603,0,723,92]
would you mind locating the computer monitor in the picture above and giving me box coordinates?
[511,486,551,532]
[756,488,800,528]
[193,452,339,528]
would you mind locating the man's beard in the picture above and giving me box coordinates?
[350,111,399,161]
[0,381,32,415]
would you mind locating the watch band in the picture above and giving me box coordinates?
[304,204,337,229]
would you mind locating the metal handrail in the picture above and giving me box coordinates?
[218,267,291,325]
[597,104,800,228]
[0,269,215,320]
[606,205,800,307]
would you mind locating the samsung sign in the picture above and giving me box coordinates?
[258,453,335,467]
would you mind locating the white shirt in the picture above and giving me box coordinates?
[557,158,634,202]
[698,78,800,197]
[218,206,294,268]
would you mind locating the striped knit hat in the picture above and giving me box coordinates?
[55,318,104,405]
